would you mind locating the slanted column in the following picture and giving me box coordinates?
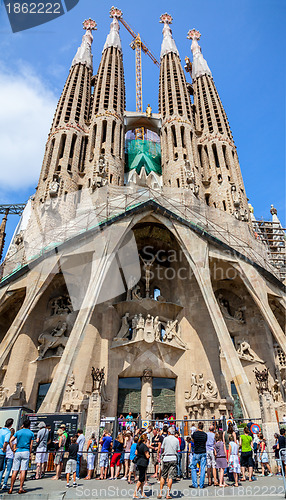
[173,223,253,418]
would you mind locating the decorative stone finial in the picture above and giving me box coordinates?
[159,12,179,58]
[270,204,277,216]
[248,203,254,214]
[187,28,212,80]
[71,19,96,70]
[103,6,122,53]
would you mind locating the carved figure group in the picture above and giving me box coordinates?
[187,373,218,402]
[236,339,264,363]
[51,295,73,315]
[37,321,68,360]
[217,294,245,324]
[254,367,269,393]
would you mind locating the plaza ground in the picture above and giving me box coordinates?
[1,473,285,499]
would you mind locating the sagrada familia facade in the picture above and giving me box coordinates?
[0,9,285,436]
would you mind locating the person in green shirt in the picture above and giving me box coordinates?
[239,426,254,481]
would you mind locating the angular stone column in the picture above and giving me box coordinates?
[236,261,286,355]
[173,223,253,418]
[141,369,153,420]
[85,392,102,443]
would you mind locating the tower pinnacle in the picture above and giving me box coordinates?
[160,13,179,58]
[71,18,97,70]
[187,28,212,80]
[103,6,122,53]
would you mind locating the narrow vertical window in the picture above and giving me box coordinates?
[212,144,220,168]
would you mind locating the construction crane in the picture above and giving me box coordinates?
[115,9,159,140]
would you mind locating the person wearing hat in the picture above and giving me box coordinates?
[51,429,67,480]
[35,422,49,479]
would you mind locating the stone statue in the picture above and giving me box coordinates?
[132,284,142,300]
[254,367,269,393]
[136,313,145,339]
[7,382,26,406]
[115,313,130,339]
[154,316,161,341]
[91,367,105,392]
[197,373,205,400]
[51,296,73,315]
[131,315,139,340]
[237,340,264,363]
[140,255,156,298]
[233,307,245,324]
[217,293,231,317]
[190,373,198,401]
[217,294,246,324]
[203,380,218,399]
[231,185,240,207]
[37,321,68,360]
[49,178,60,197]
[163,320,186,348]
[144,314,155,343]
[188,373,218,402]
[146,104,152,117]
[272,379,282,402]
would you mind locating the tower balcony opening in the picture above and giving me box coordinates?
[125,129,162,177]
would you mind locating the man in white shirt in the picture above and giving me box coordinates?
[158,427,179,499]
[282,415,286,424]
[76,430,85,479]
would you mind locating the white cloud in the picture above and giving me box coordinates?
[0,62,57,191]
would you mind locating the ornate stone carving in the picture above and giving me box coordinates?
[185,161,199,195]
[0,386,8,406]
[217,294,245,324]
[236,339,264,363]
[49,177,60,197]
[61,373,89,413]
[51,295,73,315]
[231,185,240,208]
[185,373,218,403]
[143,368,152,382]
[254,367,269,393]
[6,382,26,407]
[272,379,282,402]
[163,319,187,348]
[37,321,68,360]
[140,255,156,298]
[115,313,130,339]
[91,367,105,392]
[91,155,108,190]
[203,379,218,399]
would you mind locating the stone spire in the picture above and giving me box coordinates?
[83,7,126,188]
[103,6,122,53]
[188,28,249,220]
[160,13,179,58]
[187,29,212,80]
[0,209,8,262]
[71,18,97,70]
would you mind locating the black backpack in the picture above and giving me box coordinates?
[65,433,71,451]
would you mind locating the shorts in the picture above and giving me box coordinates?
[161,461,177,480]
[65,459,77,474]
[36,448,47,464]
[152,453,159,465]
[110,453,121,467]
[259,451,269,463]
[241,451,254,468]
[99,452,109,468]
[130,461,137,473]
[124,452,130,461]
[206,449,216,468]
[54,450,64,465]
[0,455,5,472]
[12,451,30,472]
[87,453,95,470]
[137,465,147,483]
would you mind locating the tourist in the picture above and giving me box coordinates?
[276,428,286,473]
[282,414,286,424]
[84,433,97,480]
[98,430,112,480]
[158,427,180,499]
[35,421,49,479]
[258,433,273,477]
[224,422,236,481]
[247,419,254,437]
[239,426,254,481]
[65,436,78,488]
[175,429,185,479]
[150,428,163,479]
[122,430,133,480]
[273,433,281,475]
[133,434,149,499]
[110,433,124,480]
[252,431,260,472]
[189,421,207,489]
[0,418,13,473]
[52,428,66,480]
[190,423,197,436]
[44,425,53,476]
[214,431,228,487]
[228,435,240,486]
[126,412,133,430]
[118,414,124,432]
[206,425,218,486]
[9,418,34,495]
[128,435,138,484]
[76,429,85,479]
[0,426,15,491]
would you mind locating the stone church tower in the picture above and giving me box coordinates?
[0,10,284,440]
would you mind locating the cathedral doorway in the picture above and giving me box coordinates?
[152,378,176,418]
[117,377,141,416]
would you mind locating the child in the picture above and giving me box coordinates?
[65,436,79,488]
[228,435,240,486]
[214,431,227,487]
[128,435,138,484]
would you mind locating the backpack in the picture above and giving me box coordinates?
[64,433,71,451]
[180,437,186,452]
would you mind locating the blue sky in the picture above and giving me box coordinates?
[0,0,285,257]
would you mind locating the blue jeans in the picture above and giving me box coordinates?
[177,453,182,477]
[76,454,82,478]
[191,453,206,488]
[0,457,13,487]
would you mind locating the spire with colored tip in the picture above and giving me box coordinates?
[71,18,97,70]
[187,28,212,80]
[160,13,179,59]
[103,6,122,53]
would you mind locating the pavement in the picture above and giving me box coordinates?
[0,473,285,500]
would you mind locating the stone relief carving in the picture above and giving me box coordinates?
[49,177,60,197]
[7,382,26,407]
[91,155,108,190]
[0,386,9,406]
[91,367,105,392]
[254,367,269,393]
[185,373,218,403]
[236,339,264,363]
[185,160,199,195]
[36,321,68,360]
[61,373,88,413]
[272,379,283,403]
[140,255,156,298]
[51,295,73,315]
[217,294,245,324]
[231,185,240,208]
[114,313,186,349]
[143,368,153,382]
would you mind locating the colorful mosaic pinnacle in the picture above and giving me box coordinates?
[110,6,123,19]
[187,28,201,40]
[160,13,173,24]
[82,18,97,31]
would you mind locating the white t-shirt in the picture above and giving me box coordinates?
[77,434,85,456]
[282,416,286,424]
[161,435,180,462]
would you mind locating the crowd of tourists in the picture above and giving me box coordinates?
[0,414,285,496]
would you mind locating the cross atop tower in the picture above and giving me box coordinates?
[110,6,123,19]
[160,13,173,25]
[187,28,201,40]
[83,18,97,31]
